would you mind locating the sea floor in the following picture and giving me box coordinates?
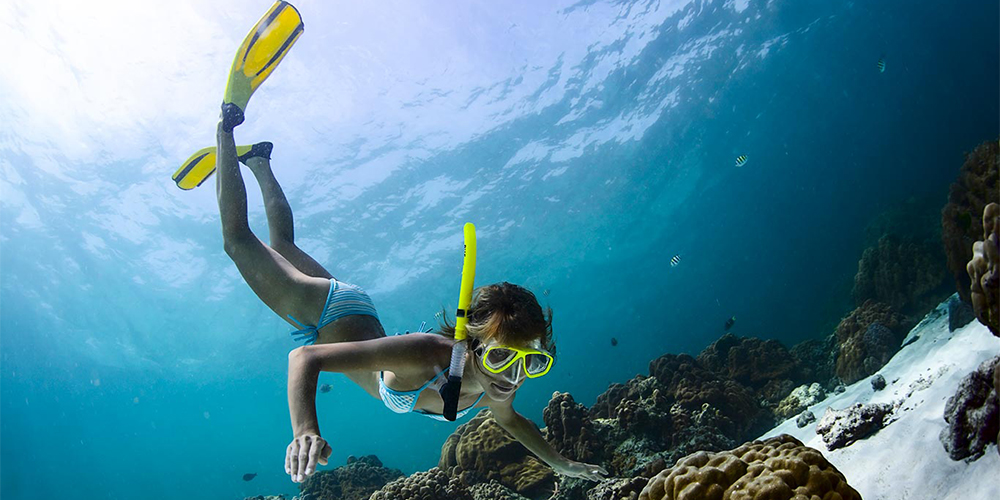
[762,296,999,500]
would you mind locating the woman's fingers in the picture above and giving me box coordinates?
[287,440,301,481]
[297,436,311,480]
[318,441,332,466]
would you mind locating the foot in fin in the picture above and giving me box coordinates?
[238,141,273,164]
[222,1,304,131]
[172,142,271,190]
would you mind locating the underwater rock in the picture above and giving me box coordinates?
[796,410,817,428]
[775,382,827,419]
[370,467,474,500]
[852,233,949,316]
[439,409,556,499]
[695,333,802,390]
[834,300,907,384]
[637,434,860,500]
[942,139,999,304]
[940,355,999,462]
[947,295,977,331]
[968,202,1000,337]
[816,402,897,451]
[243,496,288,500]
[871,374,887,391]
[298,454,403,500]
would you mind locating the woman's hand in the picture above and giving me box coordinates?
[552,460,609,481]
[285,434,332,483]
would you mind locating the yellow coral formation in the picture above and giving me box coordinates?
[638,434,860,500]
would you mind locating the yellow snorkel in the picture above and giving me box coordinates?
[439,223,476,421]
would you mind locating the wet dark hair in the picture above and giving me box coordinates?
[438,282,555,358]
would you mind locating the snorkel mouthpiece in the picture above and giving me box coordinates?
[440,223,476,421]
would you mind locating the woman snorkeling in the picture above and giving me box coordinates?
[213,119,609,484]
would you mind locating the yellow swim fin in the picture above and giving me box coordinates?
[172,142,273,190]
[221,1,304,132]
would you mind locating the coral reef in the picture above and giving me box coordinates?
[243,496,288,500]
[940,355,1000,461]
[852,233,948,315]
[543,392,599,464]
[789,335,838,389]
[695,334,801,390]
[816,402,896,451]
[439,409,557,499]
[942,140,999,304]
[834,300,907,384]
[637,434,860,500]
[967,202,1000,336]
[298,454,402,500]
[370,467,473,500]
[775,383,826,420]
[468,480,532,500]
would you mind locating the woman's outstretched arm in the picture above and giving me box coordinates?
[284,336,433,482]
[490,398,608,482]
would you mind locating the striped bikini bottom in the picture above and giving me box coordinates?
[287,279,379,344]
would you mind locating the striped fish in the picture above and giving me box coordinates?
[670,254,681,267]
[877,56,885,73]
[735,155,748,167]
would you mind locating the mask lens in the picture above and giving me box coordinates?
[525,353,551,375]
[484,347,516,370]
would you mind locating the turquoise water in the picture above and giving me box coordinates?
[1,0,996,498]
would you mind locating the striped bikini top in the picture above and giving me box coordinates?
[378,367,485,422]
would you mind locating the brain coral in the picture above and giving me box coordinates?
[637,434,860,500]
[942,139,999,304]
[968,202,999,336]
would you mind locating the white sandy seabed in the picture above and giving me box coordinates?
[760,296,999,500]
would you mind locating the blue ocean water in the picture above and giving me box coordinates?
[0,0,996,498]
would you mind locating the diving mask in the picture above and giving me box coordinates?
[473,339,554,380]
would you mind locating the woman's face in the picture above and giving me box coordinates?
[470,341,526,400]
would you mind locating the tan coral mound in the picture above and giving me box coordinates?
[439,409,556,498]
[968,202,999,336]
[638,434,860,500]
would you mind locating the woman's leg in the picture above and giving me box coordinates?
[244,155,334,280]
[215,122,331,324]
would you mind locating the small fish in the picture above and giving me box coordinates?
[434,311,442,318]
[670,254,681,267]
[735,155,748,167]
[319,384,332,393]
[242,473,257,482]
[724,316,736,331]
[611,337,618,347]
[876,56,885,73]
[543,289,550,297]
